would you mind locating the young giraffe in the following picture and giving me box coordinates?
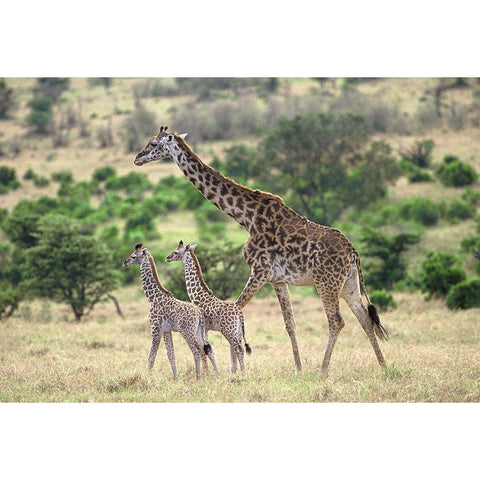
[135,126,389,373]
[166,241,252,374]
[123,243,219,380]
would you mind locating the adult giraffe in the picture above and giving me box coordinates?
[134,126,389,373]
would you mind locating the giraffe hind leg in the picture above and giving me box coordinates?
[341,266,386,368]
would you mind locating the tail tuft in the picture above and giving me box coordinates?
[245,343,252,355]
[203,343,212,355]
[368,303,389,341]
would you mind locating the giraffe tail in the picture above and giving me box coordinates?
[356,255,390,341]
[203,343,212,355]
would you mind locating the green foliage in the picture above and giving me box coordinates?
[24,215,119,321]
[93,166,116,182]
[444,199,476,223]
[0,166,21,193]
[370,289,397,311]
[213,144,260,185]
[436,157,478,187]
[419,251,466,299]
[256,113,400,225]
[26,94,53,134]
[124,210,157,239]
[462,187,480,207]
[2,197,59,248]
[104,171,153,195]
[398,197,441,226]
[399,139,435,168]
[446,278,480,310]
[360,228,420,291]
[51,170,74,184]
[399,160,433,183]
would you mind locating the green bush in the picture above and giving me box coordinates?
[370,289,397,311]
[399,139,435,168]
[26,94,53,134]
[398,197,441,226]
[419,251,466,299]
[0,166,21,193]
[445,199,476,223]
[446,278,480,310]
[437,157,478,187]
[105,171,152,194]
[93,166,117,182]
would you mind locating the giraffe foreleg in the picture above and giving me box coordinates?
[148,313,163,371]
[272,282,302,374]
[235,267,267,309]
[320,307,344,372]
[163,331,178,380]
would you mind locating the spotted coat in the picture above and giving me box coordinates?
[135,126,388,373]
[123,243,218,379]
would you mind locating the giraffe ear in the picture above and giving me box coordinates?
[178,240,184,247]
[179,133,188,140]
[135,243,142,250]
[190,244,197,252]
[142,248,148,255]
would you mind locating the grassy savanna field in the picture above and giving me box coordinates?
[1,290,480,402]
[1,77,480,403]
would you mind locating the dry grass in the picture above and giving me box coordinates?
[1,290,479,403]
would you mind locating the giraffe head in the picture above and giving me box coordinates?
[134,125,188,166]
[165,240,197,263]
[122,243,147,266]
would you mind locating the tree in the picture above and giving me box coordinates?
[360,228,420,291]
[255,113,401,225]
[419,251,466,299]
[24,215,119,321]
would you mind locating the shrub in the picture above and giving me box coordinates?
[370,289,397,311]
[105,171,152,194]
[419,251,466,299]
[437,157,478,187]
[398,197,441,226]
[51,170,74,184]
[0,166,21,193]
[462,187,480,207]
[92,166,116,182]
[446,278,480,309]
[399,139,435,168]
[360,229,420,291]
[445,199,476,223]
[26,94,53,134]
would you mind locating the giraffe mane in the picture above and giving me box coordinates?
[187,248,214,297]
[146,252,173,296]
[172,132,287,205]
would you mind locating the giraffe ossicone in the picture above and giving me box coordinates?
[136,126,389,373]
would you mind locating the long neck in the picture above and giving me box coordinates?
[182,251,214,305]
[140,253,172,303]
[168,137,285,232]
